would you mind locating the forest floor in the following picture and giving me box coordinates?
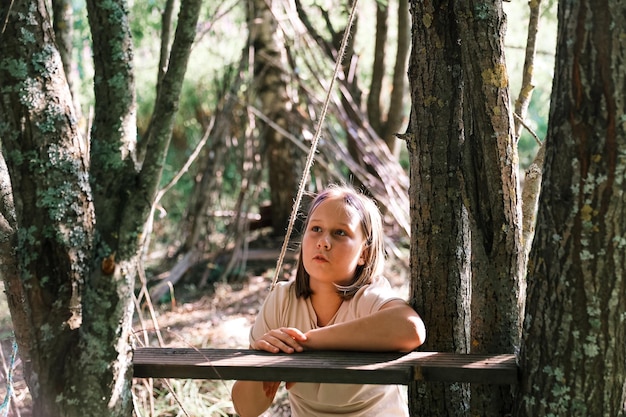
[0,238,410,417]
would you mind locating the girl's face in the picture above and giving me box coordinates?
[302,196,368,288]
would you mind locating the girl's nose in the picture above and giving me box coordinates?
[317,235,330,249]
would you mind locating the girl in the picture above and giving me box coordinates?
[231,184,426,417]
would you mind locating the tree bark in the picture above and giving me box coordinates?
[454,0,523,414]
[406,1,471,415]
[0,1,97,414]
[0,0,202,414]
[515,1,626,415]
[407,1,524,415]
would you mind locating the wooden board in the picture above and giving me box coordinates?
[133,348,518,385]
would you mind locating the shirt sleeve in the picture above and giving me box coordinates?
[350,276,407,318]
[249,281,294,345]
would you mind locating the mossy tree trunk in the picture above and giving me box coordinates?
[0,2,97,414]
[0,0,201,415]
[514,1,626,415]
[406,1,523,415]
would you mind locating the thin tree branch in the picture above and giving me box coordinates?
[513,112,543,146]
[137,0,202,209]
[156,0,176,95]
[515,0,544,263]
[513,0,543,141]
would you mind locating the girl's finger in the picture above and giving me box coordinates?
[265,330,303,353]
[281,327,308,342]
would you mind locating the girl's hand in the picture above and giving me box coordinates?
[251,327,308,353]
[262,381,280,398]
[262,381,296,398]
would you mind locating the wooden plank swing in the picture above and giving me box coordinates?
[132,0,519,388]
[132,347,518,385]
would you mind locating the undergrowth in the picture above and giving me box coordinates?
[133,378,236,417]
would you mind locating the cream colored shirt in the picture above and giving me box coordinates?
[250,278,409,417]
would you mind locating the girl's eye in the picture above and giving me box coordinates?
[335,229,347,236]
[311,226,322,232]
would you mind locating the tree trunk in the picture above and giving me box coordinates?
[367,0,388,137]
[515,1,626,415]
[406,1,471,415]
[0,0,202,414]
[407,1,524,415]
[383,0,410,154]
[455,0,523,414]
[0,1,100,414]
[367,0,410,155]
[249,0,299,234]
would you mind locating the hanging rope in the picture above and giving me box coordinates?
[270,0,360,291]
[0,338,18,417]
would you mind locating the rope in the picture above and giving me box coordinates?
[270,0,360,291]
[0,338,18,417]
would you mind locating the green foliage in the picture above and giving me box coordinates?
[59,0,558,249]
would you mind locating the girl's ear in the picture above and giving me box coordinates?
[358,247,368,265]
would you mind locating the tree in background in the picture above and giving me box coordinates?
[0,0,201,414]
[249,0,300,233]
[367,0,410,155]
[515,1,626,415]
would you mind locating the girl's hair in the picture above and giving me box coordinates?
[294,184,386,299]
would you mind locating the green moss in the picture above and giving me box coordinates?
[90,140,125,171]
[108,72,129,93]
[7,149,25,166]
[38,102,66,133]
[17,225,39,269]
[0,58,28,79]
[68,226,90,248]
[39,323,54,341]
[19,26,36,44]
[0,121,11,138]
[582,336,600,357]
[20,78,45,109]
[473,3,491,20]
[32,45,57,75]
[37,183,75,222]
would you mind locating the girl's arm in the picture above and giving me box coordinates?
[294,300,426,352]
[231,380,276,417]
